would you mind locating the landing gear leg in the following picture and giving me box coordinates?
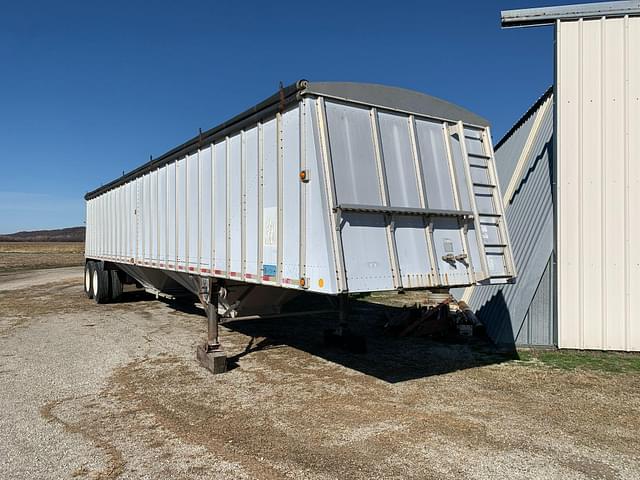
[197,279,228,374]
[337,293,349,335]
[324,293,367,354]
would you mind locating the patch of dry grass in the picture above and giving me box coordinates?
[0,242,84,273]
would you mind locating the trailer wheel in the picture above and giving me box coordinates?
[110,269,123,302]
[84,262,94,299]
[92,262,110,304]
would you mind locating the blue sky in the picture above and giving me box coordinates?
[0,0,568,233]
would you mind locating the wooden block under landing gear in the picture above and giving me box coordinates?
[196,344,228,374]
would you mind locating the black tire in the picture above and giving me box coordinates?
[84,262,94,299]
[92,262,110,304]
[110,269,123,302]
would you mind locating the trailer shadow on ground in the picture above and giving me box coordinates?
[162,291,518,384]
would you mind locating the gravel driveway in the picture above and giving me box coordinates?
[1,267,639,479]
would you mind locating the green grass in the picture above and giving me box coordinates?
[517,349,640,374]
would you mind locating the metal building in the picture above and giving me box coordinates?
[462,1,640,352]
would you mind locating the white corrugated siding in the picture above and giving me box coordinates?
[557,16,640,351]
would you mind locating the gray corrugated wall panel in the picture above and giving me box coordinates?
[493,105,539,191]
[461,93,555,347]
[525,256,555,346]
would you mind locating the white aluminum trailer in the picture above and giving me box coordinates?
[84,80,516,373]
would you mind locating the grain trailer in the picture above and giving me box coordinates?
[84,80,516,373]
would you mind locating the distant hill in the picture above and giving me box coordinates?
[0,227,85,242]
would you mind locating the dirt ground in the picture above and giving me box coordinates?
[0,242,84,273]
[1,267,639,479]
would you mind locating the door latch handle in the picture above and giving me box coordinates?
[455,253,469,265]
[442,253,456,263]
